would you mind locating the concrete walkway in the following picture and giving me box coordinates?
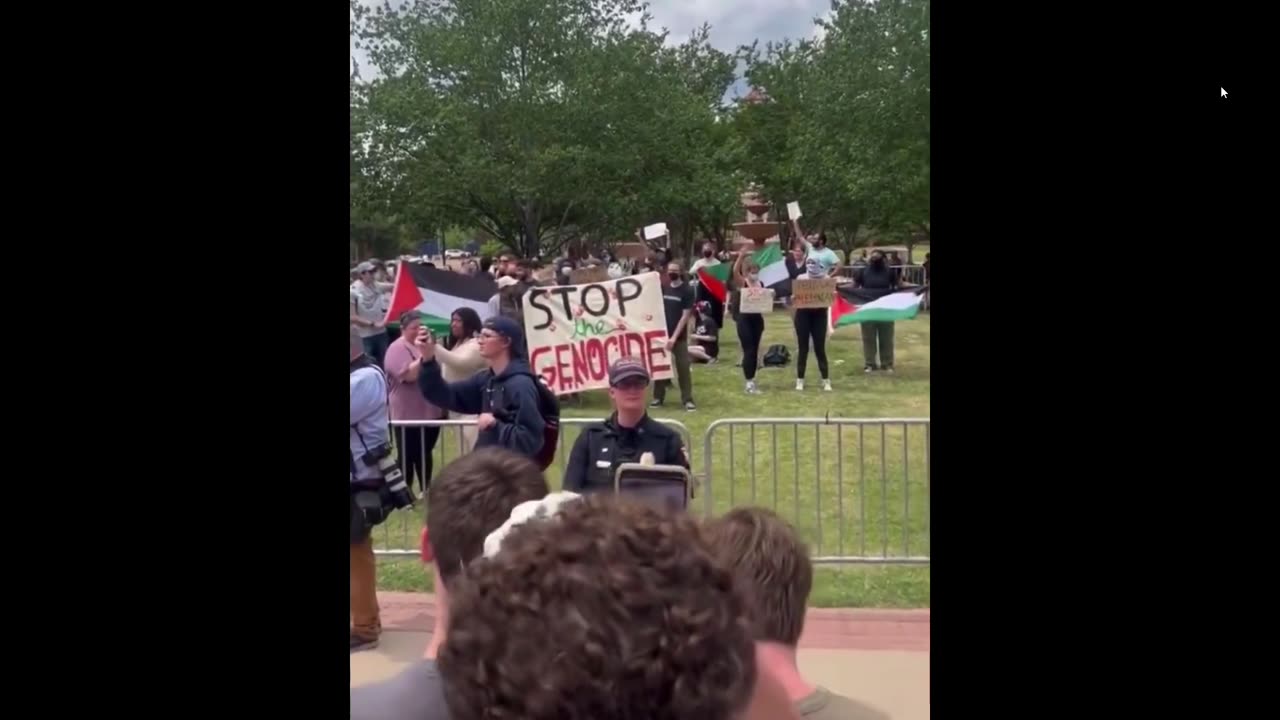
[352,592,929,720]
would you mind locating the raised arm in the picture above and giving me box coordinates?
[417,359,485,415]
[434,339,483,374]
[733,251,748,286]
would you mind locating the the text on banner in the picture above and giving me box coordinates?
[738,287,775,314]
[791,278,837,309]
[523,273,673,394]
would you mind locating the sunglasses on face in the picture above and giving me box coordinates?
[613,379,649,391]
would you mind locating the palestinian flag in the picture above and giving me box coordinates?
[384,261,497,336]
[830,287,925,331]
[751,243,791,289]
[696,263,731,303]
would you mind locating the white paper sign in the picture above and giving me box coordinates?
[523,273,674,395]
[643,222,669,240]
[738,287,775,314]
[787,201,802,220]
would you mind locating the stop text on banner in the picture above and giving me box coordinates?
[524,272,673,394]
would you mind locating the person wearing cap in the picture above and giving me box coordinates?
[351,260,395,366]
[561,357,689,494]
[414,315,547,459]
[382,310,444,493]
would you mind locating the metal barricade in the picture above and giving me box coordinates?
[838,264,927,287]
[373,417,693,557]
[702,418,929,565]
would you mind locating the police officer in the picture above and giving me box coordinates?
[562,357,689,493]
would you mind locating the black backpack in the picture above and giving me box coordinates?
[762,344,791,367]
[488,372,560,470]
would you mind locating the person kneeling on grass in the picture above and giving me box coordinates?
[688,301,720,364]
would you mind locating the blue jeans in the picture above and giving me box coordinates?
[362,332,390,367]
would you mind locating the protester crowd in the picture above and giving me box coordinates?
[348,237,921,719]
[353,236,923,397]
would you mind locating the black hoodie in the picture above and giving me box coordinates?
[417,318,545,458]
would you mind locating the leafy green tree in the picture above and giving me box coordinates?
[739,0,929,256]
[352,0,735,260]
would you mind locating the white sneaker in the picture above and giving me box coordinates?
[795,379,805,391]
[822,379,833,392]
[746,381,761,394]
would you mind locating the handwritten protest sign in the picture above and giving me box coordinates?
[738,287,775,314]
[524,273,673,394]
[643,222,669,241]
[787,201,802,220]
[569,265,609,285]
[791,278,837,309]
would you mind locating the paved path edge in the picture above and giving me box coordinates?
[376,591,929,652]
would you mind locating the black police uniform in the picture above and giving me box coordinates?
[562,412,689,493]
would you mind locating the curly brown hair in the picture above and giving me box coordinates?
[439,495,756,720]
[702,507,813,646]
[426,448,549,588]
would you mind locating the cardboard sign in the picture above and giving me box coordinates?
[569,265,609,285]
[523,273,673,395]
[643,222,669,241]
[738,287,775,314]
[791,278,837,309]
[787,201,802,220]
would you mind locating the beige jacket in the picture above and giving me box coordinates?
[434,337,486,451]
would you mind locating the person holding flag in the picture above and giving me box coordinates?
[732,251,766,395]
[689,241,725,327]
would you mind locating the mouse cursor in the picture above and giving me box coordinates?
[1221,87,1228,98]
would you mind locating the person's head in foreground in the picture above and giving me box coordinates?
[439,495,757,720]
[703,507,811,649]
[703,507,887,719]
[426,448,549,595]
[608,356,650,421]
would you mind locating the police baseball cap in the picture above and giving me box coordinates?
[608,357,650,386]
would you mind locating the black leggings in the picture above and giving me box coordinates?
[793,308,829,380]
[736,314,765,380]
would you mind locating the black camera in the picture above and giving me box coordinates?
[361,444,415,511]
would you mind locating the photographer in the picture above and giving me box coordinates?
[350,327,415,653]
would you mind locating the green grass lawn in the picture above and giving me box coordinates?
[375,309,930,608]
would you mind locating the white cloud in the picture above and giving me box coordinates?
[351,0,831,80]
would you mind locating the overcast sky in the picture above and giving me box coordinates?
[351,0,832,100]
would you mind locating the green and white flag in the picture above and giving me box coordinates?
[751,243,790,289]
